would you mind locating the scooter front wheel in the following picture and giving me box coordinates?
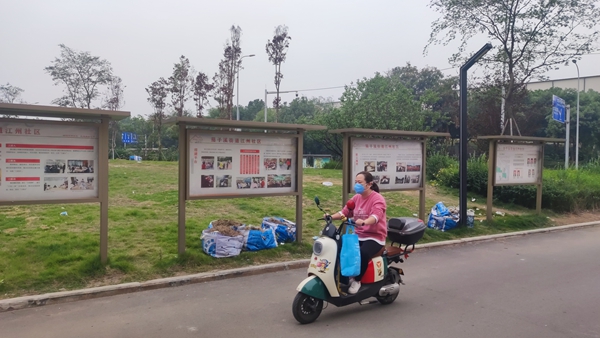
[292,292,323,324]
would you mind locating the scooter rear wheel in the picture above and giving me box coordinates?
[292,292,323,324]
[376,269,400,305]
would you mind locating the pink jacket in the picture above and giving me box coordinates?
[340,192,387,244]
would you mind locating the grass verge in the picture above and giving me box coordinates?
[0,160,583,299]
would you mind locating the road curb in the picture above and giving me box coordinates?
[1,220,598,312]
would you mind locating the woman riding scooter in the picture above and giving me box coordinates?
[327,171,387,294]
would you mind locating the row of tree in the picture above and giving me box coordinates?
[143,25,291,159]
[111,62,600,163]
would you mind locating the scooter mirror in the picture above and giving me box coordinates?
[314,196,320,206]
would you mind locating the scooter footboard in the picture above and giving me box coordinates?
[297,275,330,300]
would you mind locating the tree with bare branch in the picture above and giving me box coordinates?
[225,26,242,119]
[266,25,291,122]
[211,26,243,120]
[425,0,600,130]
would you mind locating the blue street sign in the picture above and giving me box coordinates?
[122,132,138,144]
[552,95,566,123]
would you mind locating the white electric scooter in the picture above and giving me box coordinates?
[292,197,426,324]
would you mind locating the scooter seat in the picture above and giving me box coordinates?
[387,218,406,231]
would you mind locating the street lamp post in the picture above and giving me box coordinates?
[572,60,580,169]
[236,54,255,121]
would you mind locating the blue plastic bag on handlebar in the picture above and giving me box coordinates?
[340,224,361,277]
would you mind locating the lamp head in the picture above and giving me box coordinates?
[572,59,577,64]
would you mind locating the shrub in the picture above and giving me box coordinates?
[432,154,488,194]
[322,160,342,170]
[431,152,600,213]
[426,152,457,180]
[467,154,489,195]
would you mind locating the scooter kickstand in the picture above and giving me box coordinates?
[359,298,379,305]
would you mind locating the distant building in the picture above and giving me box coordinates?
[527,75,600,92]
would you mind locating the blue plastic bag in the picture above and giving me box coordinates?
[261,217,296,243]
[246,228,277,251]
[340,224,361,277]
[427,202,460,231]
[434,202,450,216]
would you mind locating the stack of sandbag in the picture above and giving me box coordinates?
[261,217,296,244]
[201,220,278,257]
[201,220,245,258]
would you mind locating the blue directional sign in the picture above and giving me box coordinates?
[552,95,566,123]
[122,132,138,144]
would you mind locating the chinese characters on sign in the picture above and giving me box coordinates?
[495,144,542,185]
[351,139,423,191]
[0,121,99,202]
[188,132,296,197]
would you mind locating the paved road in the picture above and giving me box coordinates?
[1,226,600,338]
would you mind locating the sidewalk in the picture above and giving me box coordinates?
[1,220,598,312]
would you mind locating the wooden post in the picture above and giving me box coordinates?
[419,138,427,220]
[99,117,110,264]
[536,142,544,214]
[342,133,351,206]
[178,123,187,255]
[296,131,304,243]
[486,140,495,222]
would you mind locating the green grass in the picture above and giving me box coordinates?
[0,160,578,298]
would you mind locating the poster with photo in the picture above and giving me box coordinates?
[495,144,541,185]
[188,132,296,197]
[0,121,99,202]
[351,139,423,191]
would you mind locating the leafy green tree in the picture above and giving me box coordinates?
[279,97,317,124]
[426,0,600,130]
[45,44,114,109]
[116,116,152,158]
[309,74,427,157]
[253,107,276,122]
[242,99,264,121]
[339,74,425,131]
[388,63,447,100]
[528,88,600,162]
[387,63,459,138]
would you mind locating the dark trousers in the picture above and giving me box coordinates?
[355,240,384,282]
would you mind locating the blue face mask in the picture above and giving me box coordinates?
[354,183,365,194]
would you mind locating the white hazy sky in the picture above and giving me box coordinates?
[1,0,599,117]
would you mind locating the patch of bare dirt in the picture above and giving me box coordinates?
[86,268,127,288]
[552,211,600,226]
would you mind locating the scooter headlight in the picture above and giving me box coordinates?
[313,240,323,256]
